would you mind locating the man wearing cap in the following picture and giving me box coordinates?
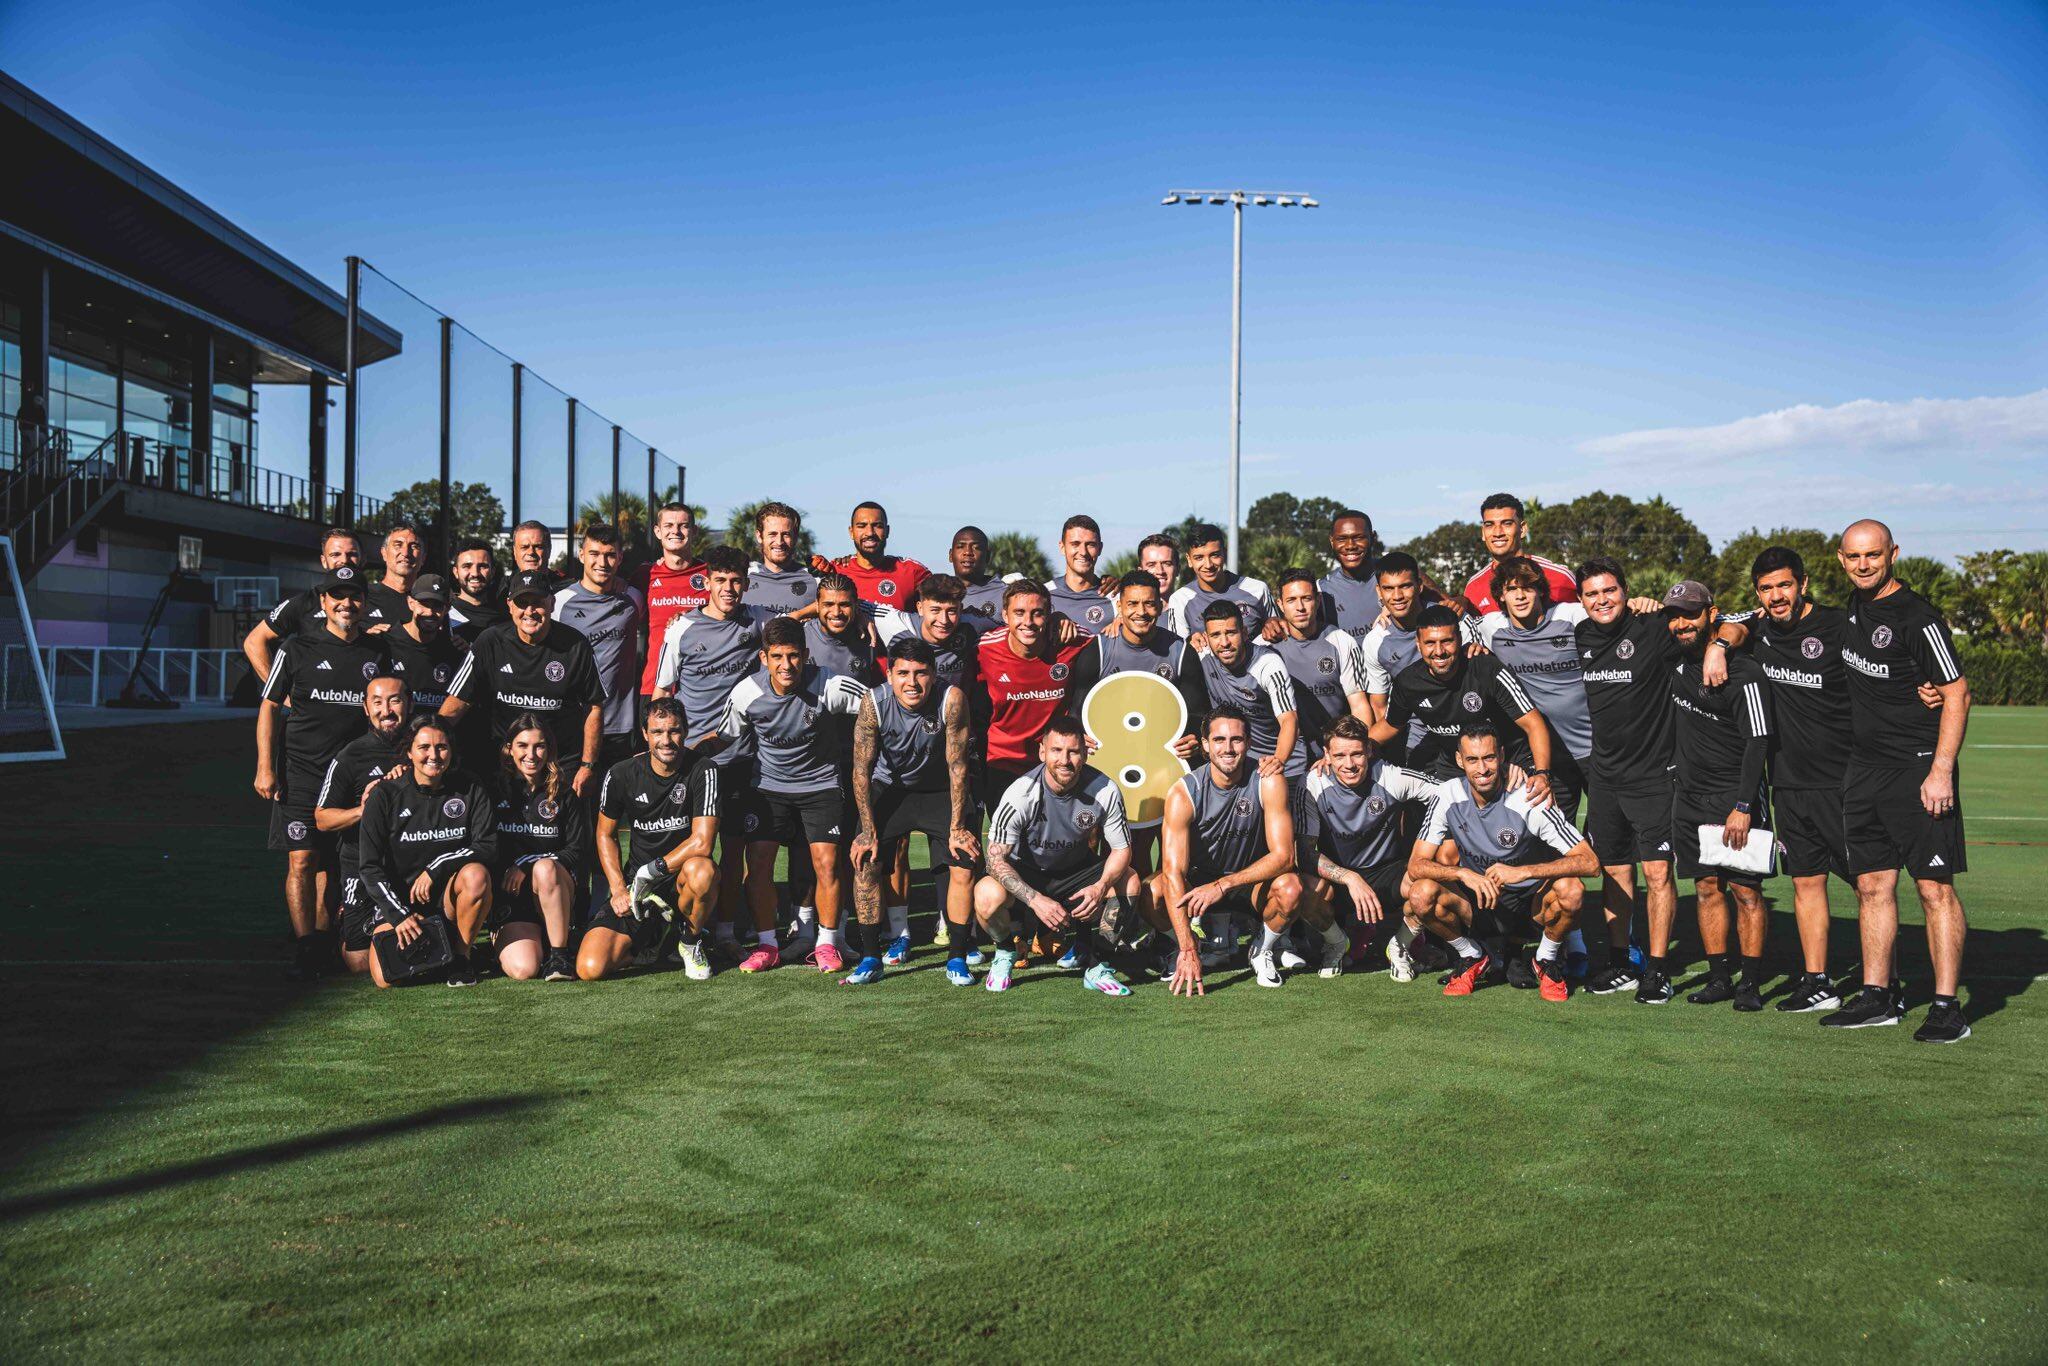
[384,573,465,714]
[441,570,605,797]
[254,563,391,980]
[242,527,362,681]
[553,522,647,776]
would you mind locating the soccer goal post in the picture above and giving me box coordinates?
[0,535,64,763]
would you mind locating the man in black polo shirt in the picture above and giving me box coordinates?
[1371,604,1554,790]
[255,563,390,979]
[314,674,413,976]
[365,523,424,631]
[440,570,604,797]
[384,573,465,714]
[1824,519,1974,1043]
[241,527,361,681]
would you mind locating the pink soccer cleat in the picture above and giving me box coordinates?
[739,946,779,973]
[808,943,845,973]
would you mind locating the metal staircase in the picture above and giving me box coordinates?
[0,427,123,578]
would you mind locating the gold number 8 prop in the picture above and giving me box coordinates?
[1082,671,1191,829]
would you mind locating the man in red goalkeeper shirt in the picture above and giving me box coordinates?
[829,500,930,607]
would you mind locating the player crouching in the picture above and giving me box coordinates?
[1405,725,1597,1001]
[357,716,499,988]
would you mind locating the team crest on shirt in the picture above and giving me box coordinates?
[879,581,898,597]
[1497,829,1518,850]
[1616,640,1635,660]
[791,582,806,597]
[1051,663,1069,681]
[691,573,706,591]
[286,820,308,841]
[545,660,566,682]
[1076,809,1098,831]
[361,661,378,679]
[1317,656,1336,674]
[433,664,451,684]
[1871,626,1893,649]
[1462,691,1483,712]
[1802,637,1824,660]
[1367,794,1388,816]
[1234,796,1254,816]
[537,798,559,819]
[1155,664,1174,678]
[443,796,467,819]
[921,715,939,733]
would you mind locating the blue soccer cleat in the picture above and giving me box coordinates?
[945,956,974,986]
[840,956,885,986]
[882,933,911,966]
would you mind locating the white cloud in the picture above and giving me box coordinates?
[1580,388,2048,464]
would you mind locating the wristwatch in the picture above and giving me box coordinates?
[1732,801,1752,815]
[1706,638,1729,650]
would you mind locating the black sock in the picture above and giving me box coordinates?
[1933,993,1958,1010]
[1739,955,1762,986]
[945,921,970,957]
[851,920,877,960]
[1708,951,1732,979]
[1648,954,1668,977]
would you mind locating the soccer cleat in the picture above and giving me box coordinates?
[1587,962,1639,995]
[1249,949,1285,988]
[944,956,974,986]
[1442,954,1490,997]
[738,946,779,973]
[678,940,712,982]
[1318,938,1348,979]
[966,946,987,968]
[1056,942,1081,970]
[1733,979,1763,1013]
[444,957,480,988]
[1819,985,1904,1029]
[840,956,885,986]
[541,949,576,982]
[1385,936,1417,983]
[809,943,846,973]
[1913,1001,1970,1044]
[1082,963,1132,997]
[1776,974,1842,1013]
[1505,954,1539,990]
[778,930,817,964]
[1634,970,1673,1005]
[1279,946,1310,971]
[1687,975,1736,1006]
[883,933,912,967]
[984,949,1017,993]
[1409,937,1450,973]
[1535,956,1569,1002]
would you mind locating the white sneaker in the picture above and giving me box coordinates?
[1318,937,1347,979]
[1250,949,1284,988]
[679,940,712,982]
[1386,936,1416,983]
[1279,946,1310,971]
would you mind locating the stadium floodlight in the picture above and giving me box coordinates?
[1157,188,1322,571]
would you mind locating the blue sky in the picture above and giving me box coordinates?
[6,0,2046,560]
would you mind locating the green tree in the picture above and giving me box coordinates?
[1954,550,2048,645]
[725,499,816,559]
[1894,555,1962,625]
[368,480,506,557]
[1527,491,1714,598]
[1246,493,1350,546]
[1711,528,1853,610]
[986,531,1053,582]
[1395,520,1487,590]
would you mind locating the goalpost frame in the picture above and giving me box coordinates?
[0,534,65,764]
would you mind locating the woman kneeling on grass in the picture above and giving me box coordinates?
[494,715,587,983]
[359,715,498,988]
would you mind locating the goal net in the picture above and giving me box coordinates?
[0,535,64,763]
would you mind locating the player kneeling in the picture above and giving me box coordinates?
[358,716,499,988]
[1155,706,1337,994]
[585,698,722,982]
[494,715,588,982]
[976,717,1145,998]
[1405,725,1597,1001]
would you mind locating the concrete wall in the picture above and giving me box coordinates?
[26,518,318,650]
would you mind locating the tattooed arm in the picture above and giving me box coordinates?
[943,686,979,862]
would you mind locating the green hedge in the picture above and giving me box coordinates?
[1958,641,2048,705]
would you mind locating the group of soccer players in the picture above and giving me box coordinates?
[248,492,1979,1042]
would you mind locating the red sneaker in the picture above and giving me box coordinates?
[1536,956,1569,1002]
[1442,954,1491,997]
[739,946,779,973]
[809,943,845,973]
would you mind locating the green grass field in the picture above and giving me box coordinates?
[4,712,2045,1362]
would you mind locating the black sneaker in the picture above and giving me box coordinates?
[1635,970,1673,1005]
[1505,953,1539,990]
[445,957,481,988]
[1775,974,1841,1013]
[1587,962,1639,995]
[541,949,576,982]
[1687,975,1735,1006]
[1732,979,1763,1013]
[1913,1001,1971,1044]
[1819,985,1903,1029]
[285,940,322,982]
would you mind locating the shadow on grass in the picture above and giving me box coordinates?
[0,1094,549,1224]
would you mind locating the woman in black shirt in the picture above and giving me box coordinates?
[494,714,588,983]
[359,716,498,987]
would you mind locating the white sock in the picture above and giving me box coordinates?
[756,927,778,949]
[1258,925,1286,956]
[818,925,842,948]
[1450,935,1484,958]
[887,905,910,938]
[1535,935,1564,964]
[1564,929,1587,955]
[795,904,818,930]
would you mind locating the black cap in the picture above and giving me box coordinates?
[506,570,554,604]
[1663,579,1713,613]
[408,573,450,606]
[318,564,366,596]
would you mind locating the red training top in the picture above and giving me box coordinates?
[831,554,930,607]
[974,628,1090,770]
[633,559,709,696]
[1464,554,1579,616]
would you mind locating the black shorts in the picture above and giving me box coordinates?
[745,787,849,847]
[1773,785,1848,880]
[873,785,972,868]
[1544,751,1587,827]
[1844,762,1966,882]
[489,883,547,933]
[1329,858,1405,927]
[1585,776,1674,868]
[975,763,1032,820]
[1436,875,1546,935]
[1672,788,1773,889]
[584,901,667,950]
[1010,857,1112,910]
[267,759,336,853]
[339,875,375,951]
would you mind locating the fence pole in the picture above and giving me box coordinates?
[343,256,360,527]
[510,362,523,530]
[610,425,621,530]
[646,447,657,555]
[438,317,453,565]
[565,399,578,554]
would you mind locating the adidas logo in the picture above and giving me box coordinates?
[1657,841,1671,851]
[636,793,652,804]
[998,673,1012,683]
[1928,855,1945,867]
[399,808,412,818]
[500,663,514,673]
[316,660,333,670]
[1419,697,1433,708]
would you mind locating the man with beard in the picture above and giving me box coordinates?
[1373,605,1552,790]
[588,698,722,982]
[243,527,361,679]
[1045,515,1117,634]
[832,500,930,607]
[741,501,818,617]
[383,574,465,716]
[315,674,412,977]
[446,539,507,644]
